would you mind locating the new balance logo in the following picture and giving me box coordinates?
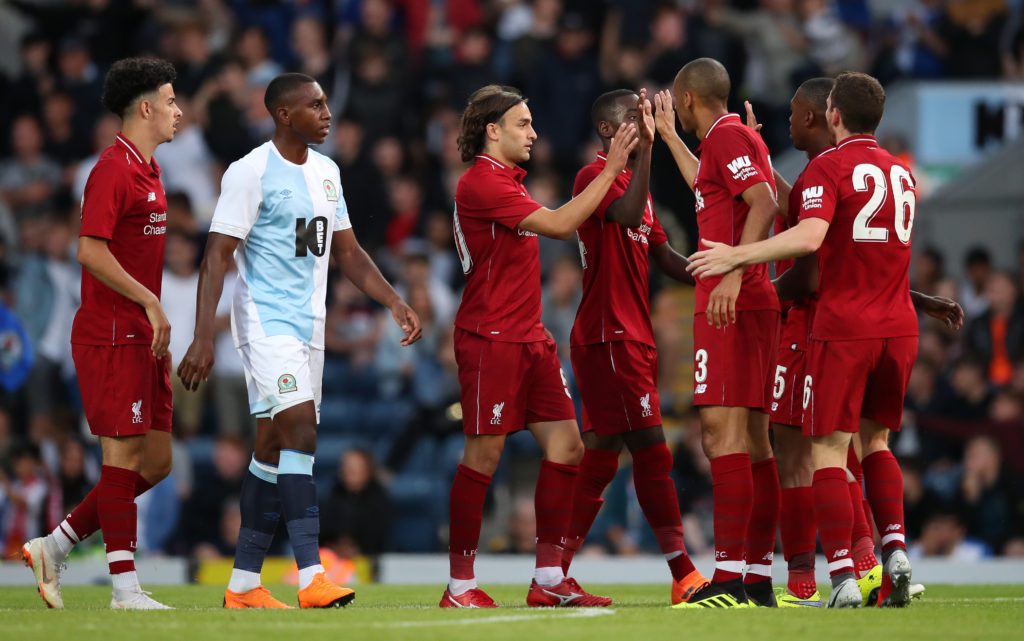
[131,399,143,424]
[695,384,707,394]
[640,393,653,417]
[147,191,156,202]
[833,548,850,558]
[885,524,902,532]
[694,188,705,212]
[490,402,504,425]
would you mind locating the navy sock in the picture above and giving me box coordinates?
[277,449,321,570]
[233,458,281,573]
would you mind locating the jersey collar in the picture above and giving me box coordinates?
[836,135,878,149]
[595,151,630,176]
[115,133,160,177]
[697,113,741,153]
[475,153,527,183]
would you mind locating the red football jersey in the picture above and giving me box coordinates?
[453,154,546,342]
[570,153,667,347]
[797,135,917,341]
[775,148,832,349]
[693,114,779,314]
[72,134,168,346]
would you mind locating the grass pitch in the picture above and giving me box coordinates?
[1,584,1022,641]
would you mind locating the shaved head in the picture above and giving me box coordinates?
[591,89,637,132]
[264,72,317,118]
[674,58,730,105]
[795,77,833,115]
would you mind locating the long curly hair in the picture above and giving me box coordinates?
[457,85,526,162]
[101,57,177,118]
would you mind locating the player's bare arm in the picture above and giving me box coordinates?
[650,242,696,286]
[653,89,698,189]
[177,231,238,391]
[77,235,170,359]
[688,217,830,278]
[910,291,965,329]
[518,123,639,239]
[332,227,422,346]
[703,181,779,328]
[606,91,654,228]
[772,254,818,301]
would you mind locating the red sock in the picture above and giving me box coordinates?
[861,450,906,554]
[709,453,752,584]
[813,467,854,579]
[535,460,578,571]
[97,465,139,575]
[562,448,618,574]
[632,442,695,581]
[780,486,816,594]
[745,457,780,585]
[848,446,875,536]
[849,479,878,577]
[448,464,491,580]
[62,472,156,543]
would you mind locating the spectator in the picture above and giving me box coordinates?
[540,254,582,359]
[41,90,91,168]
[173,435,248,555]
[234,24,284,87]
[0,441,54,558]
[55,36,103,138]
[954,435,1021,553]
[959,247,992,318]
[320,448,392,558]
[0,114,62,222]
[162,229,202,436]
[911,246,945,298]
[940,0,1008,78]
[154,98,219,223]
[964,271,1024,386]
[798,0,865,76]
[56,437,97,521]
[210,268,255,437]
[909,509,989,559]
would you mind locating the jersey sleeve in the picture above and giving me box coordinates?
[572,163,621,221]
[80,159,128,240]
[209,161,262,239]
[460,174,542,230]
[715,128,770,197]
[796,157,839,224]
[649,211,668,246]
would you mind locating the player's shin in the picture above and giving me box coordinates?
[632,442,696,581]
[277,450,323,589]
[534,460,578,586]
[563,448,618,574]
[448,464,491,594]
[229,457,281,593]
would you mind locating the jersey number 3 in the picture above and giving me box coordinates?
[851,163,915,244]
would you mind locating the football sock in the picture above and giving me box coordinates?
[277,450,322,579]
[632,442,695,581]
[848,478,879,577]
[54,468,158,560]
[298,564,325,590]
[861,450,907,555]
[534,460,578,586]
[709,453,753,584]
[229,457,281,593]
[448,464,491,581]
[745,457,780,586]
[448,577,477,596]
[848,446,875,538]
[562,448,618,574]
[813,467,854,581]
[97,465,139,578]
[780,486,817,598]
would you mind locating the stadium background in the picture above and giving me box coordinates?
[0,0,1022,586]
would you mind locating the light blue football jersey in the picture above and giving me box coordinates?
[209,141,351,349]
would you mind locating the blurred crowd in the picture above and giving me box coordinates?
[1,0,1023,571]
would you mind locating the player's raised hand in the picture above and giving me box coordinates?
[145,300,171,359]
[919,295,965,330]
[392,300,423,346]
[653,90,677,138]
[706,269,741,329]
[605,122,639,174]
[687,238,743,278]
[638,88,655,145]
[744,101,763,132]
[177,338,215,392]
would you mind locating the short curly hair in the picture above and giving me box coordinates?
[101,57,177,119]
[457,85,526,162]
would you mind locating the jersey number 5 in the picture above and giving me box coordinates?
[851,163,915,244]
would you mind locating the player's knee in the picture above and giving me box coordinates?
[143,454,173,485]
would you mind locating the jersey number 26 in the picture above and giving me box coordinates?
[851,163,915,245]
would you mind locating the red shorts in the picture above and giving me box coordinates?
[571,341,661,436]
[769,340,807,427]
[693,310,779,411]
[803,336,918,437]
[454,329,576,435]
[72,344,173,437]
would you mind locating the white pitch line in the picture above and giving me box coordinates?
[927,597,1024,603]
[376,608,617,628]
